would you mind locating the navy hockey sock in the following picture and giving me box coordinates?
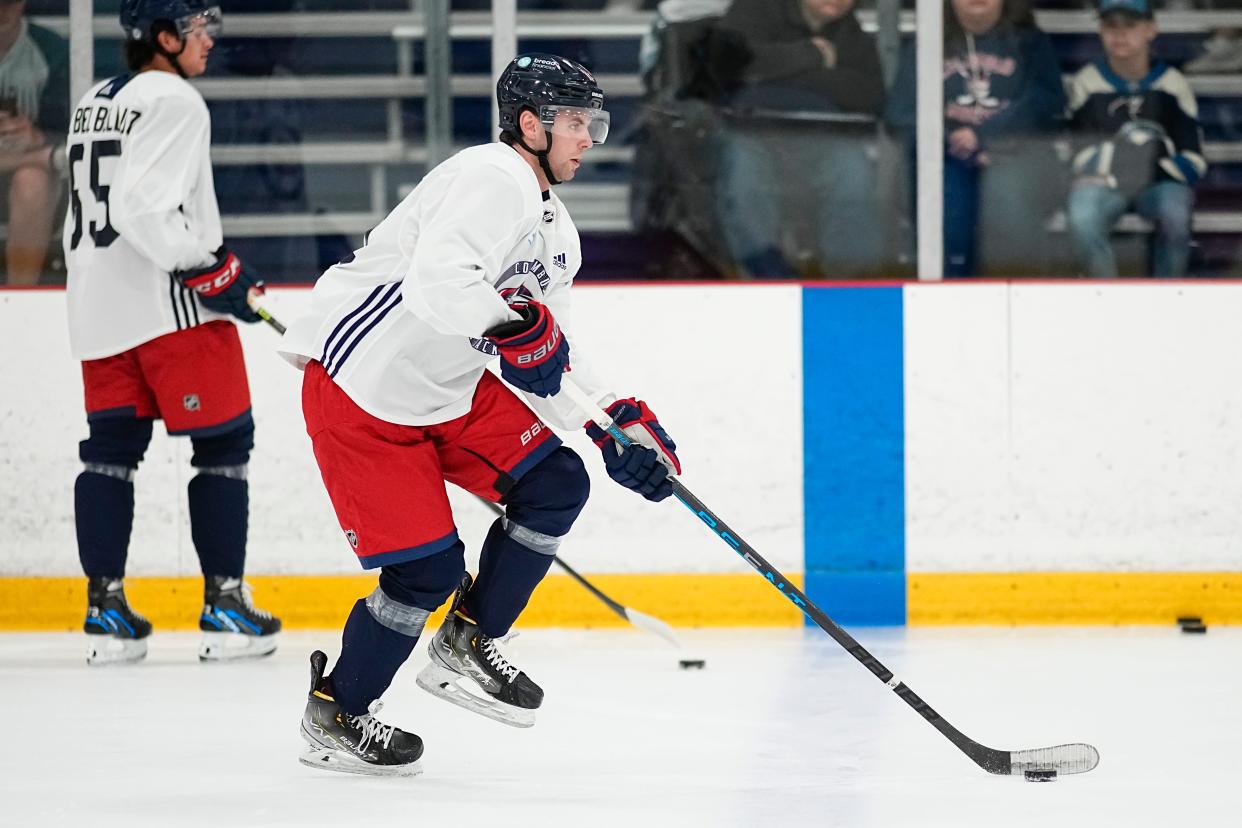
[188,473,247,578]
[75,471,135,578]
[331,597,423,716]
[466,518,556,638]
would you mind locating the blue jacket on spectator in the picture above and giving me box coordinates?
[886,23,1065,144]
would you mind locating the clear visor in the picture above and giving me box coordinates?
[177,6,223,39]
[539,105,610,145]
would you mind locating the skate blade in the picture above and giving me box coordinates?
[298,729,422,778]
[298,746,423,777]
[415,662,536,728]
[198,631,279,662]
[86,636,147,666]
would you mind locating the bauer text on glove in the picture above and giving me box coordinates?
[483,301,570,398]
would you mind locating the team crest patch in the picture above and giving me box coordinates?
[183,394,201,412]
[345,529,358,549]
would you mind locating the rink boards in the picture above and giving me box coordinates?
[1,283,1240,628]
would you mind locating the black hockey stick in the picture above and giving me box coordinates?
[475,496,680,647]
[249,299,286,335]
[558,377,1100,777]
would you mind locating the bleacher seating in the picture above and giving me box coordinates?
[29,4,1242,279]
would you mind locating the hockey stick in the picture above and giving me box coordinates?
[474,496,680,647]
[250,301,286,335]
[558,377,1100,778]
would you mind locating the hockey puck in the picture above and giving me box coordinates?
[1023,770,1057,782]
[1180,623,1207,634]
[678,659,706,669]
[1177,615,1202,626]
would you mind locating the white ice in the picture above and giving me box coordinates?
[5,626,1236,827]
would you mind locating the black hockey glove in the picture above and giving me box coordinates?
[175,247,263,324]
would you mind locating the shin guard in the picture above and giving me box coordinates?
[188,472,247,578]
[75,470,136,579]
[331,593,428,716]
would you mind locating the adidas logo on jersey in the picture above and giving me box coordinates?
[552,253,567,270]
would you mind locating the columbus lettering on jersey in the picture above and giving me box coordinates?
[496,259,551,296]
[469,259,552,356]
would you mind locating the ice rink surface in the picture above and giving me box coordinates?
[5,625,1236,827]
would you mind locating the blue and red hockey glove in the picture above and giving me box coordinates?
[585,398,681,502]
[175,247,263,324]
[484,301,570,398]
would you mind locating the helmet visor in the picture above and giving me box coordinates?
[177,6,223,39]
[540,105,610,145]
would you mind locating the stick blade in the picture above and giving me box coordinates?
[1008,743,1100,776]
[622,608,681,648]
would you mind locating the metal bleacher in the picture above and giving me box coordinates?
[38,6,1242,277]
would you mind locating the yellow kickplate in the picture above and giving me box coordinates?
[0,572,805,631]
[908,571,1242,625]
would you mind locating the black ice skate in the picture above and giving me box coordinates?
[415,575,543,728]
[84,577,152,666]
[299,650,424,777]
[198,576,282,661]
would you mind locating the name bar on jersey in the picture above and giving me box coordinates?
[72,105,142,136]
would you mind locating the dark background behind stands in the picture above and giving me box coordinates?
[21,0,1242,282]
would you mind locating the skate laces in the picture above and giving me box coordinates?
[235,581,272,620]
[479,637,520,683]
[348,701,395,752]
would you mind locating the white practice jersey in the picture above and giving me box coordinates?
[65,71,226,361]
[279,143,613,430]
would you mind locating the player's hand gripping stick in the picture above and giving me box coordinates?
[557,376,1100,779]
[175,247,264,324]
[584,398,680,502]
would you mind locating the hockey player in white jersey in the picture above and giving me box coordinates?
[284,54,682,776]
[65,1,280,666]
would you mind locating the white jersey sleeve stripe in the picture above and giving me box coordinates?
[167,273,184,330]
[322,282,402,374]
[320,284,386,365]
[328,288,405,379]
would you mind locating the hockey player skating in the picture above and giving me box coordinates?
[281,54,681,776]
[65,1,280,666]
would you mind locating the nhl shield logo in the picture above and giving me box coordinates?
[183,394,201,412]
[345,529,358,549]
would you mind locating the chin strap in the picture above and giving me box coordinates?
[154,34,190,79]
[512,129,561,186]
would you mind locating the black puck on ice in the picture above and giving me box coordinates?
[1178,616,1207,633]
[1024,770,1057,782]
[678,659,706,669]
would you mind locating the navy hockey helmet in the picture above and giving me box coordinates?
[498,53,609,145]
[120,0,222,44]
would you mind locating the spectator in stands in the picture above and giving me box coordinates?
[886,0,1065,277]
[1065,0,1204,278]
[714,0,886,278]
[1183,0,1242,77]
[0,0,67,286]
